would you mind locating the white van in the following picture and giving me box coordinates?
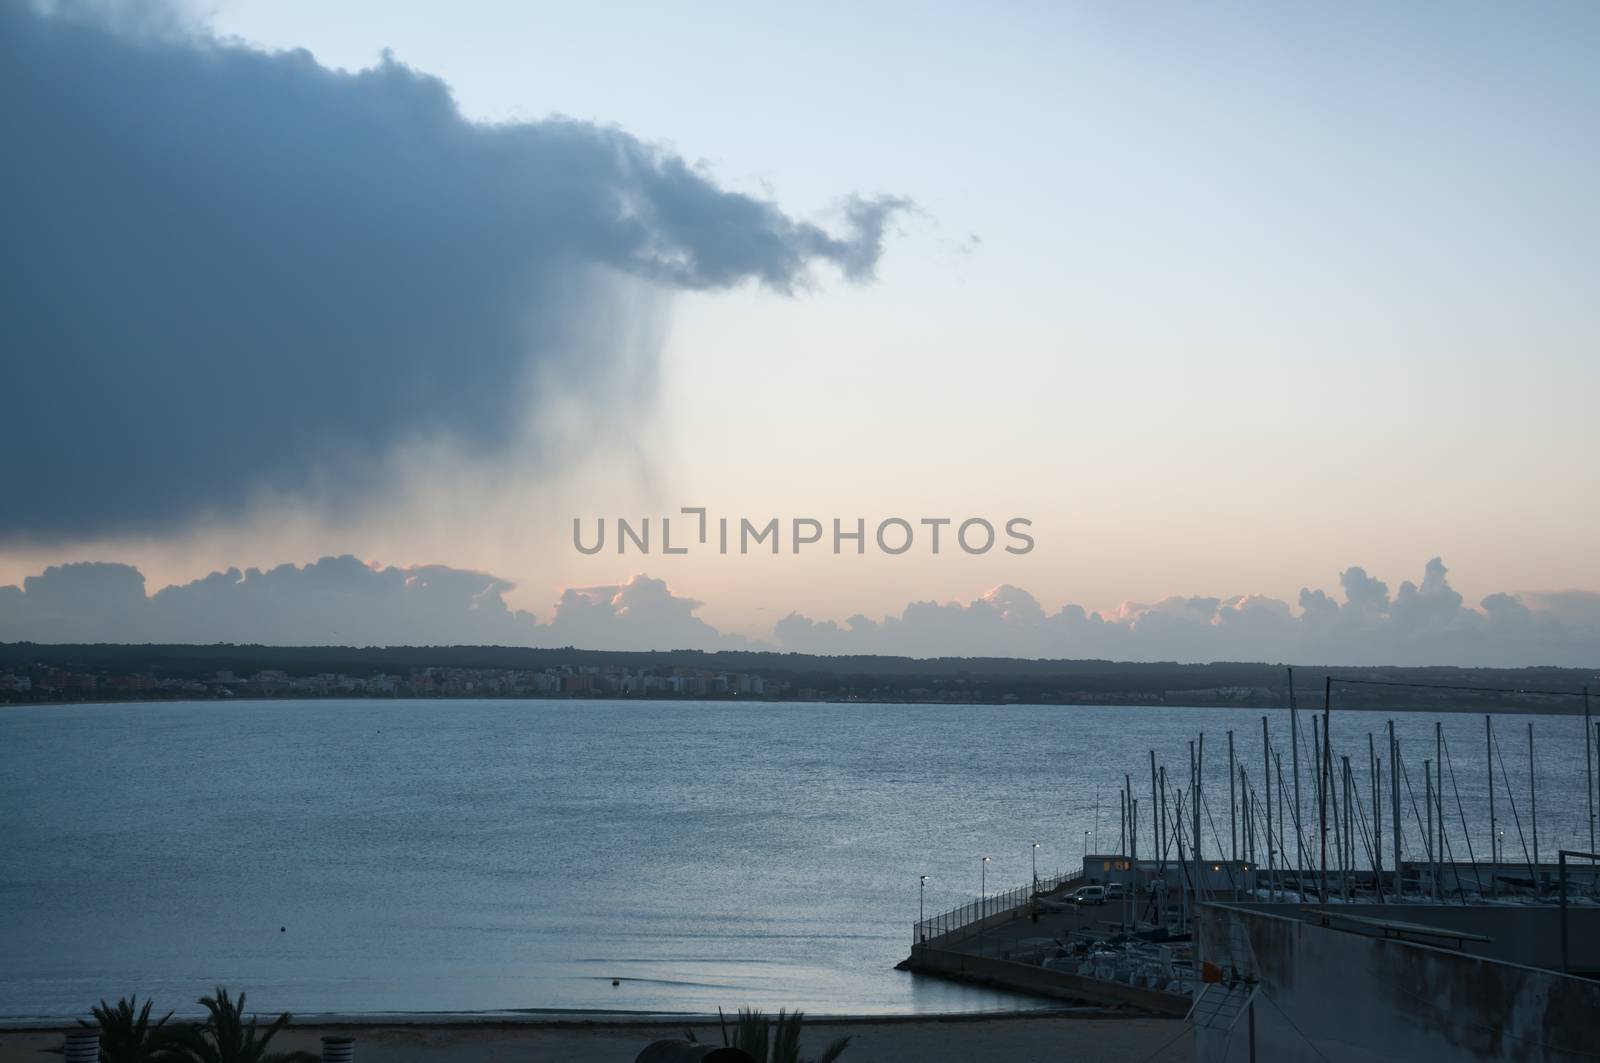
[1068,885,1107,906]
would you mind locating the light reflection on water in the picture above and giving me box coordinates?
[1,698,1591,1019]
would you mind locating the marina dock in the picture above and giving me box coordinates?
[903,673,1600,1059]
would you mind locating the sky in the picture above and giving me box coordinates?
[2,0,1597,663]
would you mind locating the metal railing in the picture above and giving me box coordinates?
[913,869,1080,945]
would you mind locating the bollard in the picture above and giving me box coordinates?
[320,1036,354,1063]
[64,1032,99,1063]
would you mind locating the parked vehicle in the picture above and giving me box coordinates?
[1105,883,1127,900]
[1068,885,1107,906]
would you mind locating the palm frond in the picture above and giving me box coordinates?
[771,1009,803,1063]
[713,1006,848,1063]
[252,1010,293,1056]
[733,1007,769,1062]
[807,1036,853,1063]
[79,996,179,1063]
[153,1022,216,1063]
[163,988,299,1063]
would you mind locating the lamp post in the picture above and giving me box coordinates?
[1083,830,1090,862]
[919,875,928,942]
[979,857,992,956]
[1095,788,1102,850]
[1032,842,1040,893]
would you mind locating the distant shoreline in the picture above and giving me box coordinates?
[4,642,1593,714]
[2,693,1591,715]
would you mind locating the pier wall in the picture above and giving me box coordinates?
[1193,903,1600,1062]
[904,946,1190,1015]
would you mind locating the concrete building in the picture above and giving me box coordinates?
[1190,901,1600,1061]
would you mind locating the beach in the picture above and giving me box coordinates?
[0,1013,1190,1063]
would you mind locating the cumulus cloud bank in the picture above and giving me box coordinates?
[775,558,1600,667]
[0,2,904,541]
[0,556,1595,665]
[0,556,740,651]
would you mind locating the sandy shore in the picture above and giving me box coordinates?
[1,1013,1191,1063]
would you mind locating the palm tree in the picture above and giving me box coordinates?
[76,996,180,1063]
[718,1008,851,1063]
[162,989,317,1063]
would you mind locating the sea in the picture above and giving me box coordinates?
[2,698,1594,1021]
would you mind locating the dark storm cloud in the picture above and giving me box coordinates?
[0,3,905,540]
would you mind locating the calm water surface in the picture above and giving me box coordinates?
[2,699,1593,1019]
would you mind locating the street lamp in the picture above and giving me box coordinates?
[919,874,928,938]
[981,856,991,915]
[1032,842,1040,892]
[1083,829,1091,861]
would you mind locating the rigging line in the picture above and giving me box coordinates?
[1343,758,1368,867]
[1273,751,1313,895]
[1440,731,1485,895]
[1245,781,1270,855]
[1394,756,1428,874]
[1286,701,1310,880]
[1310,713,1343,877]
[1397,755,1465,903]
[1166,787,1197,899]
[1490,726,1538,882]
[1250,779,1283,894]
[1177,789,1210,904]
[1328,743,1346,873]
[1257,991,1335,1063]
[1347,763,1382,880]
[1182,798,1210,906]
[1136,1023,1192,1063]
[1215,1002,1240,1063]
[1242,781,1261,868]
[1426,760,1467,904]
[1297,716,1320,874]
[1274,750,1302,896]
[1430,765,1469,905]
[1401,755,1440,896]
[1261,776,1284,891]
[1140,773,1180,923]
[1199,790,1240,892]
